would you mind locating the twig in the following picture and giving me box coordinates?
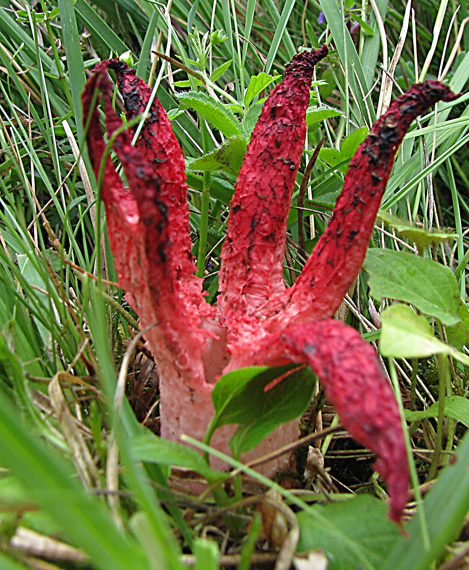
[297,136,325,253]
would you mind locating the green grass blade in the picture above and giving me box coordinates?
[58,0,86,142]
[264,0,297,74]
[384,429,469,570]
[0,377,151,570]
[74,0,130,55]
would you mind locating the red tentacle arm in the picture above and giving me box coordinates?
[228,319,409,524]
[82,66,210,387]
[103,60,210,311]
[268,81,459,326]
[218,46,328,319]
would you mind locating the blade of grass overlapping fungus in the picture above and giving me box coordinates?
[218,46,328,318]
[230,318,408,524]
[82,67,209,386]
[275,81,460,324]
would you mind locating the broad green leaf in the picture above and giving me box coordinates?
[189,135,247,174]
[194,538,220,570]
[206,365,315,455]
[210,366,270,425]
[341,126,368,154]
[319,127,368,173]
[378,211,458,251]
[405,396,469,427]
[318,148,349,172]
[384,429,469,570]
[380,305,469,365]
[242,101,264,137]
[297,495,400,570]
[306,106,342,125]
[244,72,280,108]
[178,92,242,137]
[446,299,469,348]
[229,366,316,456]
[131,432,227,483]
[364,249,460,325]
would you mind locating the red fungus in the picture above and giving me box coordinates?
[82,48,459,524]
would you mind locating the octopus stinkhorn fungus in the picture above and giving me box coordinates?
[82,45,459,524]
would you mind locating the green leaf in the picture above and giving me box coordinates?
[131,432,227,483]
[306,106,342,125]
[210,366,269,425]
[446,299,469,348]
[209,59,232,82]
[352,15,375,36]
[319,127,368,173]
[364,249,460,325]
[173,79,203,88]
[297,495,400,570]
[378,211,458,251]
[242,101,264,137]
[380,305,469,365]
[244,72,280,108]
[229,365,316,456]
[194,538,220,570]
[341,126,368,154]
[189,135,247,174]
[384,429,469,570]
[405,396,469,427]
[206,364,316,457]
[177,92,243,137]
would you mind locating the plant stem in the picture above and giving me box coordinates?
[196,120,211,278]
[428,353,449,480]
[388,360,431,549]
[410,358,419,410]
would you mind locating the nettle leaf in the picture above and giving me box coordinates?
[405,396,469,427]
[244,72,280,108]
[306,106,341,125]
[242,101,264,137]
[296,495,400,570]
[380,305,469,366]
[189,135,247,174]
[364,249,460,325]
[177,91,242,137]
[378,211,458,250]
[132,432,227,483]
[318,126,368,173]
[205,364,316,455]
